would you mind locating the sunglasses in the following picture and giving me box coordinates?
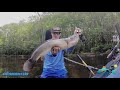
[52,32,61,35]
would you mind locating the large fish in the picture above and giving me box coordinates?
[23,28,84,71]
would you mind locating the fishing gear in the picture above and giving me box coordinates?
[77,54,95,75]
[107,24,120,59]
[64,57,98,71]
[93,23,120,78]
[97,64,118,75]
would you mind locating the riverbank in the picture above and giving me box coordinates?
[65,51,109,59]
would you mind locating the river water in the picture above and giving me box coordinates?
[65,54,109,78]
[0,54,109,78]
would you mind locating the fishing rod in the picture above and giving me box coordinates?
[64,57,98,71]
[69,28,98,75]
[107,24,120,59]
[76,54,95,75]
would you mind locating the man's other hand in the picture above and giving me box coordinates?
[51,46,61,56]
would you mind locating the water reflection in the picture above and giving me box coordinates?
[65,54,109,78]
[0,54,109,78]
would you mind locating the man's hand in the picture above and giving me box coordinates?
[51,46,61,56]
[74,27,86,42]
[74,27,83,36]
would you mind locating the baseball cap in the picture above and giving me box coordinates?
[51,27,61,33]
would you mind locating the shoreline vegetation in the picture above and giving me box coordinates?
[0,12,119,55]
[0,51,109,58]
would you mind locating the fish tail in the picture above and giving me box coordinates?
[23,58,36,72]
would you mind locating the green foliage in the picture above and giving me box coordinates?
[91,44,112,53]
[0,12,120,55]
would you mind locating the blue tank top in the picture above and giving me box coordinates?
[43,50,65,70]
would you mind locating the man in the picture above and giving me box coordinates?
[40,27,82,78]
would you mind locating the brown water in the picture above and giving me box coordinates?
[65,54,109,78]
[0,54,109,78]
